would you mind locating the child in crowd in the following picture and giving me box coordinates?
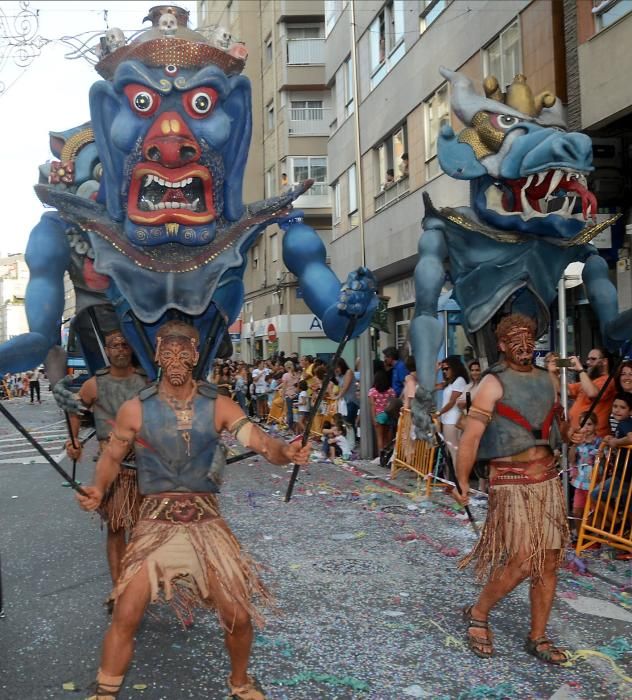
[327,422,350,462]
[265,373,279,410]
[590,392,632,559]
[569,412,601,537]
[368,370,396,455]
[255,371,269,421]
[296,380,310,434]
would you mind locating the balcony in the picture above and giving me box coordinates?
[287,38,325,65]
[286,106,331,136]
[374,176,410,213]
[292,181,330,209]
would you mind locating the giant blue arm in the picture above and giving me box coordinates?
[0,212,70,373]
[281,220,377,341]
[410,216,449,438]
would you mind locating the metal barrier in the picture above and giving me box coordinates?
[310,397,338,438]
[576,445,632,555]
[391,408,437,495]
[266,391,286,427]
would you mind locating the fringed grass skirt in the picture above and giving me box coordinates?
[100,468,141,532]
[459,472,569,582]
[112,494,273,631]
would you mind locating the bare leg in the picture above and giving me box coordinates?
[100,564,151,677]
[225,614,254,687]
[210,579,255,688]
[106,527,127,585]
[467,555,530,652]
[526,550,566,662]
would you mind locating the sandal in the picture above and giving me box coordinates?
[462,605,494,658]
[227,674,266,700]
[525,636,569,665]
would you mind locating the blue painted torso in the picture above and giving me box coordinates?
[135,383,220,495]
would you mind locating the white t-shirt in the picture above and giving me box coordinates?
[297,389,310,412]
[334,434,351,458]
[441,376,467,426]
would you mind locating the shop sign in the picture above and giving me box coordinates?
[267,323,277,342]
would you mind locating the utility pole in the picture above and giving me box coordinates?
[350,0,374,459]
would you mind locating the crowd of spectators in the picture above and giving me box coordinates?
[1,368,43,403]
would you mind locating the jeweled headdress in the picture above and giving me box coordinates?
[95,5,246,80]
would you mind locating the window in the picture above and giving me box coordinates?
[287,25,322,39]
[375,124,407,193]
[264,35,272,64]
[227,0,236,27]
[290,156,328,195]
[348,164,359,227]
[425,84,449,179]
[325,0,343,36]
[343,55,354,117]
[252,244,259,269]
[270,233,278,262]
[266,101,274,131]
[420,0,447,34]
[265,167,275,199]
[595,0,632,30]
[290,100,323,121]
[332,180,341,223]
[286,24,325,65]
[484,20,522,91]
[369,1,405,89]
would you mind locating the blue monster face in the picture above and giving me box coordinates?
[437,69,597,240]
[89,60,251,247]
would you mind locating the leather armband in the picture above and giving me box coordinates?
[229,416,254,448]
[468,407,493,425]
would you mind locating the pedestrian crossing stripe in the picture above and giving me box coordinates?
[0,427,91,465]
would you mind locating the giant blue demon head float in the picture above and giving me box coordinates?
[410,67,630,434]
[0,5,377,383]
[90,6,251,247]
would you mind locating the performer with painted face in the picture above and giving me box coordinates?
[65,329,146,603]
[77,320,310,700]
[452,313,569,665]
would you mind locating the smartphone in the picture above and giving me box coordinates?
[555,358,574,368]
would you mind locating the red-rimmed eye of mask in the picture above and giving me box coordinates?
[124,84,161,117]
[182,87,219,119]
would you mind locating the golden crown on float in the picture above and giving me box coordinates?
[95,5,248,80]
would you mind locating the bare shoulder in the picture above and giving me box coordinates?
[472,373,503,409]
[79,376,98,405]
[215,393,244,432]
[116,396,143,432]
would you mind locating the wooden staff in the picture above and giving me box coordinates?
[285,316,358,502]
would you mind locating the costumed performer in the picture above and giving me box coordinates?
[77,320,311,700]
[452,313,570,664]
[65,329,147,608]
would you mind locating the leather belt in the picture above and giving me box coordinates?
[489,464,559,487]
[139,493,220,524]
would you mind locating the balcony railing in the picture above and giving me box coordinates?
[287,38,325,65]
[374,175,410,212]
[286,107,331,136]
[292,181,330,208]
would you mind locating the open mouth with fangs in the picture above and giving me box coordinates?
[127,163,215,225]
[485,168,597,223]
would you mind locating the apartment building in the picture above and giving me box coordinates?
[0,254,29,343]
[326,0,630,358]
[567,0,632,336]
[198,0,349,362]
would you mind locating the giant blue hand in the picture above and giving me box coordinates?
[282,220,377,342]
[336,267,378,318]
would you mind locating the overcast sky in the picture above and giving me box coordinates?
[0,1,196,256]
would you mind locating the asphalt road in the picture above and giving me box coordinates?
[1,398,631,700]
